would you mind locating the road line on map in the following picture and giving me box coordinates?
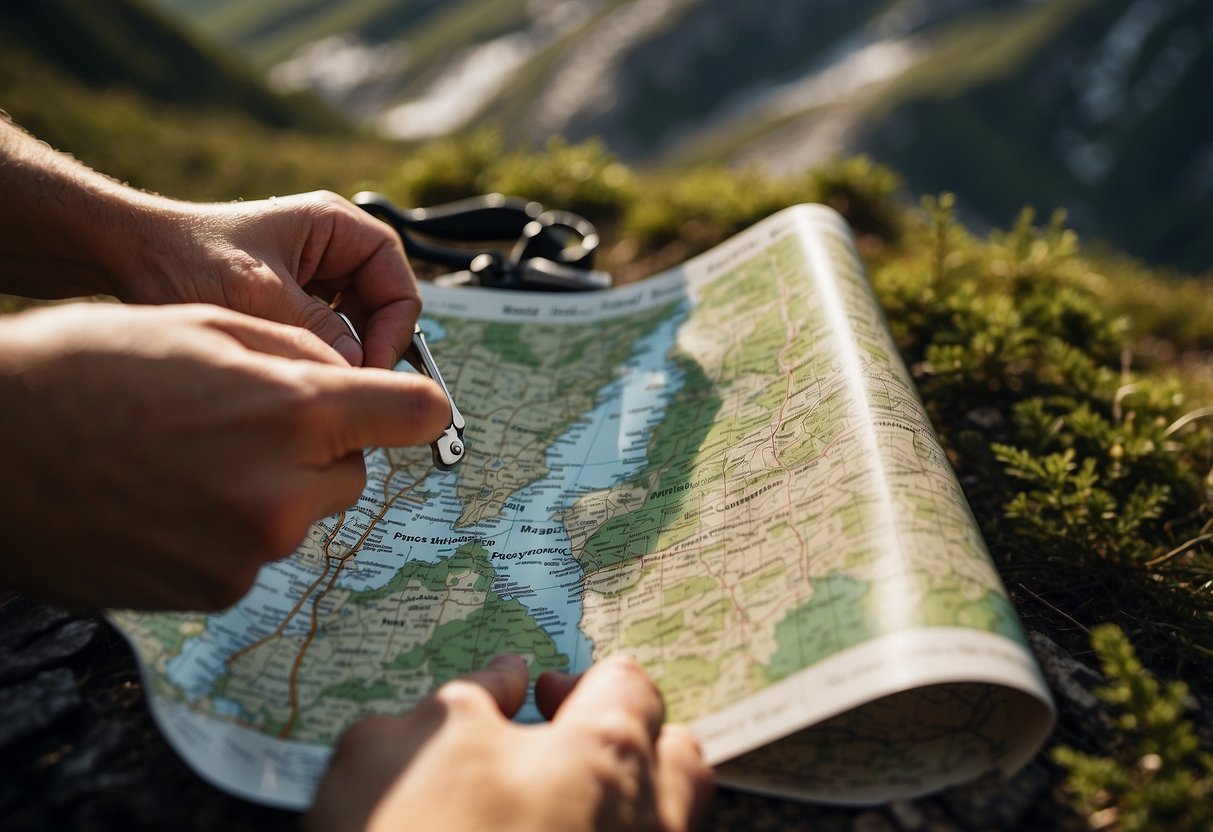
[227,513,347,668]
[277,466,427,738]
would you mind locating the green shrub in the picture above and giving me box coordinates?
[872,196,1213,663]
[381,127,505,207]
[797,154,905,245]
[1052,624,1213,832]
[622,154,904,254]
[623,166,794,250]
[483,136,637,222]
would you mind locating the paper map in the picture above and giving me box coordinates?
[111,205,1054,808]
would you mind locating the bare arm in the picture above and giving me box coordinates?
[0,116,167,299]
[0,117,420,368]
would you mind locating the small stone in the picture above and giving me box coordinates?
[1029,631,1103,711]
[964,406,1004,430]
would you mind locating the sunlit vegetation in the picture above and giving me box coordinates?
[1052,624,1213,832]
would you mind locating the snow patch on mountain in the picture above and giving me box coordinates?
[376,0,598,140]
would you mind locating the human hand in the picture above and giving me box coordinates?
[127,191,420,369]
[0,124,419,367]
[307,655,713,832]
[0,302,450,611]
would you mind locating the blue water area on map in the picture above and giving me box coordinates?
[164,304,690,703]
[464,305,691,671]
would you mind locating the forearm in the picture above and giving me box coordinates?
[0,117,185,299]
[0,118,422,367]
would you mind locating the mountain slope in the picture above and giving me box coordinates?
[148,0,1213,271]
[0,0,343,132]
[0,0,403,202]
[847,0,1212,271]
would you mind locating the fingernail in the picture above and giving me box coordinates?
[488,654,526,670]
[334,333,363,366]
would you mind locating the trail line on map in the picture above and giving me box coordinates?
[226,510,349,669]
[277,466,429,737]
[217,461,428,736]
[766,250,811,592]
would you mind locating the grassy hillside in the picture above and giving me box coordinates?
[0,0,406,203]
[0,0,344,132]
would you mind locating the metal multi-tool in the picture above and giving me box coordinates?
[348,191,614,471]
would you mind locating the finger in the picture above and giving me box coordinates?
[307,195,422,370]
[427,655,529,724]
[332,292,371,342]
[312,715,416,832]
[361,298,420,371]
[333,291,415,372]
[452,654,530,718]
[551,656,665,743]
[200,306,349,366]
[307,366,453,453]
[656,725,715,832]
[535,670,580,721]
[274,282,367,367]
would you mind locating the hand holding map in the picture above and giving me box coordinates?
[307,655,712,832]
[0,116,709,830]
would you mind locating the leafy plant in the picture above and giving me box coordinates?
[623,166,794,250]
[871,196,1213,666]
[383,126,505,207]
[1052,624,1213,832]
[484,136,637,222]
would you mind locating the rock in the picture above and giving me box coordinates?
[941,762,1051,829]
[0,595,98,684]
[964,407,1004,431]
[0,667,81,746]
[0,619,98,684]
[888,799,927,831]
[0,594,71,648]
[1028,631,1103,712]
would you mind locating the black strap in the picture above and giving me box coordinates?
[352,192,609,291]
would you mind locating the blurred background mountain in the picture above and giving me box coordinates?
[1,0,1209,272]
[155,0,1212,273]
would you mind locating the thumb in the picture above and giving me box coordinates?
[311,365,454,454]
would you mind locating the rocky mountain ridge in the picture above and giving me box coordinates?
[154,0,1213,271]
